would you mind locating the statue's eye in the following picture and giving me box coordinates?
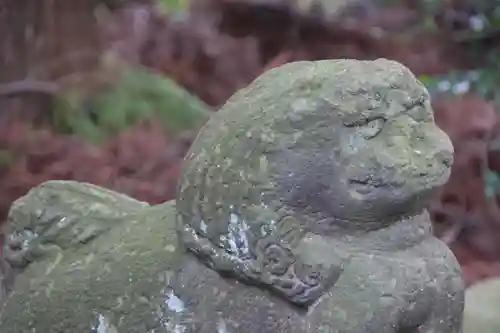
[359,118,385,139]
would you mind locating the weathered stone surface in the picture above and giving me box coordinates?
[174,58,465,332]
[0,259,14,311]
[0,59,465,333]
[0,181,182,332]
[463,277,500,333]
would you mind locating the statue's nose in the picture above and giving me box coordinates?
[431,128,454,169]
[436,148,453,168]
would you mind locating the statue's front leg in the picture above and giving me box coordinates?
[412,241,465,333]
[392,288,463,333]
[416,287,464,333]
[417,311,463,333]
[310,272,404,333]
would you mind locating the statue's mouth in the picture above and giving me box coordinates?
[347,177,393,196]
[348,178,389,189]
[348,166,450,194]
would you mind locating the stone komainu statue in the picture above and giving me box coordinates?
[0,58,464,333]
[174,58,464,332]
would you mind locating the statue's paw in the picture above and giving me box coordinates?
[266,256,343,307]
[294,260,343,288]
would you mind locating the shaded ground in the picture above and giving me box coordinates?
[1,0,500,286]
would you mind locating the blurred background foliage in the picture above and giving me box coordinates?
[158,0,188,13]
[53,65,210,144]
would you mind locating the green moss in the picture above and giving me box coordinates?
[0,180,182,332]
[53,66,211,144]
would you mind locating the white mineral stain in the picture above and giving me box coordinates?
[14,229,38,249]
[217,318,229,333]
[227,238,238,254]
[92,313,118,333]
[227,213,239,253]
[165,290,185,313]
[238,219,250,256]
[56,216,68,228]
[164,244,176,252]
[227,213,250,256]
[260,225,267,237]
[158,289,187,333]
[200,220,208,234]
